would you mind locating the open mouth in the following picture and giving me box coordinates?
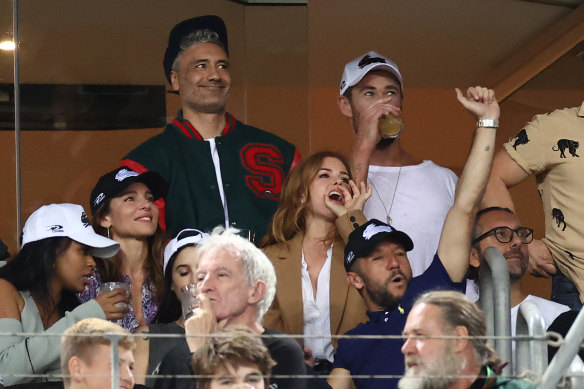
[391,274,404,284]
[328,190,344,204]
[136,215,152,222]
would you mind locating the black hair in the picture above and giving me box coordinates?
[154,229,201,323]
[0,237,80,317]
[154,253,182,323]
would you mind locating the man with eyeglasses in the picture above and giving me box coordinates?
[469,207,571,342]
[481,101,584,311]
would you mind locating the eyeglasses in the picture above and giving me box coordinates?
[472,226,534,245]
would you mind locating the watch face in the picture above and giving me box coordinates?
[378,115,404,138]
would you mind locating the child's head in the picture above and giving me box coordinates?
[192,326,275,389]
[61,318,135,389]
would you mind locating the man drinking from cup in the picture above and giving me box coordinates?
[337,52,459,284]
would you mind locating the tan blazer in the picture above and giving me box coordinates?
[262,231,367,347]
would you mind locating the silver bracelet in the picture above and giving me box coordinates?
[477,119,499,128]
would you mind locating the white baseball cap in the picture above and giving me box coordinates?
[21,203,120,258]
[339,51,403,96]
[163,228,209,274]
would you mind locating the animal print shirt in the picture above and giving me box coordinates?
[504,101,584,300]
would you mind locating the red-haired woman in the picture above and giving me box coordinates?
[261,151,370,373]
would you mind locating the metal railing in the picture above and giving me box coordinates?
[516,300,547,376]
[539,308,584,389]
[480,246,512,374]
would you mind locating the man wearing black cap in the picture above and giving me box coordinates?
[328,86,500,389]
[121,15,301,240]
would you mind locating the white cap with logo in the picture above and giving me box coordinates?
[339,51,403,96]
[163,228,209,274]
[21,203,120,258]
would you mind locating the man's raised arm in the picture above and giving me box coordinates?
[438,86,499,282]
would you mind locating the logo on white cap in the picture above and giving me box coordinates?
[362,224,393,240]
[81,212,90,228]
[46,225,64,233]
[357,54,386,69]
[115,169,139,182]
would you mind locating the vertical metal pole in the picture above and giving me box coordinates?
[515,300,547,377]
[483,247,512,374]
[13,0,22,244]
[105,335,121,389]
[479,258,495,337]
[539,308,584,389]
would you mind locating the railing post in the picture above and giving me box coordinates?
[104,334,121,389]
[515,300,547,377]
[480,246,512,374]
[539,309,584,389]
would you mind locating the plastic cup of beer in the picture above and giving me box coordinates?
[98,282,131,308]
[378,115,404,138]
[180,283,200,320]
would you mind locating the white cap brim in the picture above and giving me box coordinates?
[163,229,208,274]
[70,230,120,258]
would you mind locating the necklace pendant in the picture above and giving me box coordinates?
[387,215,392,225]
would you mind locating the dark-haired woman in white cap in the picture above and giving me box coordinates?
[79,167,169,333]
[133,228,207,387]
[0,203,127,386]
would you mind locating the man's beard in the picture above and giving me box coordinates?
[398,340,463,389]
[194,100,228,114]
[376,137,397,150]
[504,247,528,281]
[363,270,408,309]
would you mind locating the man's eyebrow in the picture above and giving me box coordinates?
[214,265,231,272]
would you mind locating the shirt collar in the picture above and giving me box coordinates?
[366,304,406,322]
[172,109,236,139]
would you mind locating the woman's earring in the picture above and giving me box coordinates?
[107,227,111,239]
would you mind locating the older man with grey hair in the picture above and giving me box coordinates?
[400,290,535,389]
[153,227,306,389]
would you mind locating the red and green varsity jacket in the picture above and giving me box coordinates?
[121,110,301,241]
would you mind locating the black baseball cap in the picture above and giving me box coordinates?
[90,167,168,215]
[344,219,414,272]
[163,15,229,84]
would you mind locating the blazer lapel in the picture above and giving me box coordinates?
[330,238,349,335]
[273,233,305,336]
